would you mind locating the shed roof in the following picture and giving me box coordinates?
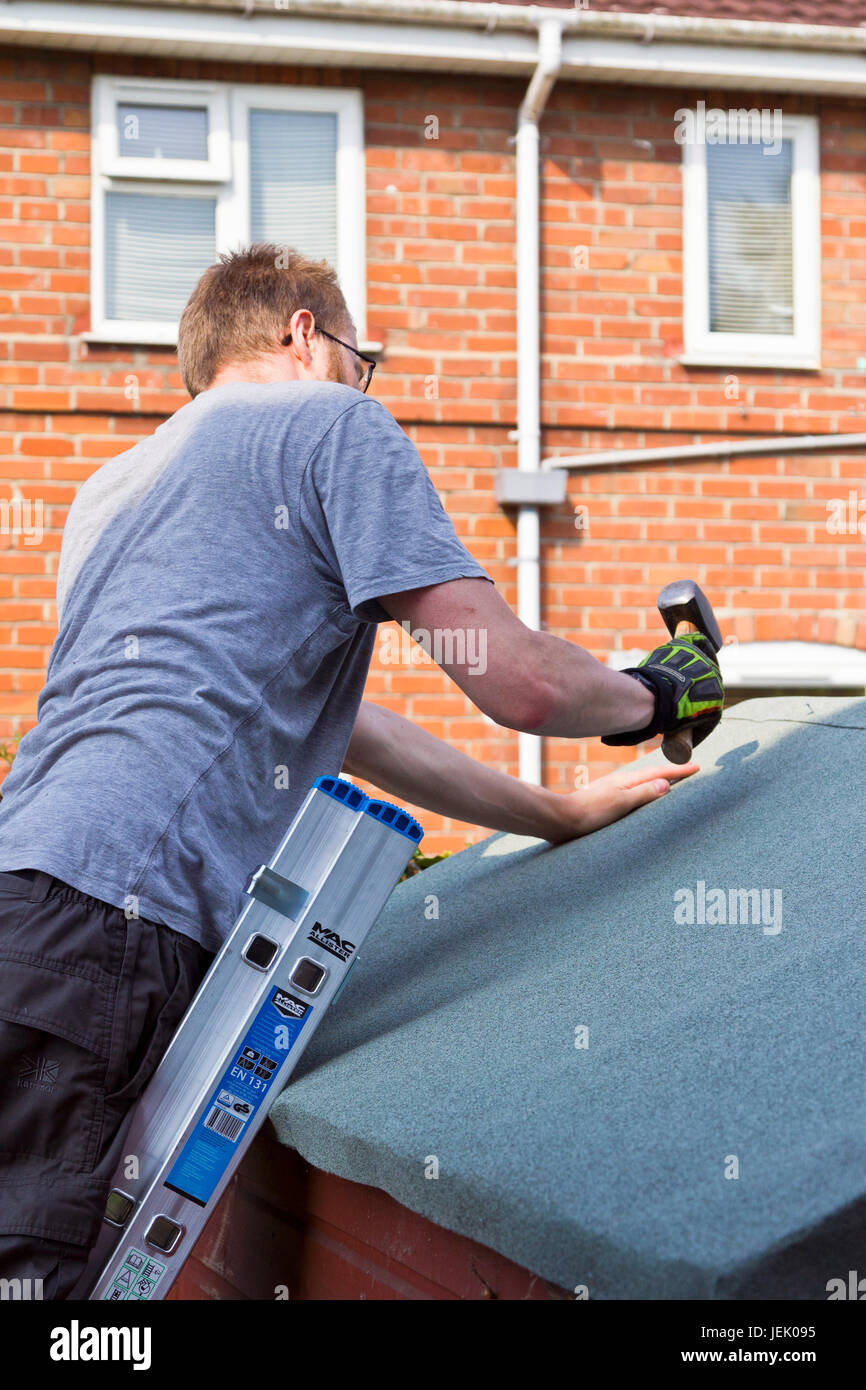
[269,697,866,1298]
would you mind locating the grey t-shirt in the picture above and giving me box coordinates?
[0,381,492,952]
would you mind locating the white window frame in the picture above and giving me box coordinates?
[718,641,866,690]
[89,76,366,346]
[95,77,231,182]
[681,112,820,370]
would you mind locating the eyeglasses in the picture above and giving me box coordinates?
[281,327,377,393]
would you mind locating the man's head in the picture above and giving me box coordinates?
[177,243,368,398]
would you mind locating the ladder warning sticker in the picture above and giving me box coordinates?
[203,1089,250,1142]
[163,986,313,1207]
[105,1248,166,1301]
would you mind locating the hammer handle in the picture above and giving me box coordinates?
[661,618,698,765]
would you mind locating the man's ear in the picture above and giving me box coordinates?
[287,308,316,364]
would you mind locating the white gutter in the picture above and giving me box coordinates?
[4,5,866,92]
[515,15,564,785]
[21,0,866,54]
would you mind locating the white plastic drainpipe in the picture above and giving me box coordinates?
[515,14,563,786]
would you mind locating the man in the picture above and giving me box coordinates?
[0,244,723,1300]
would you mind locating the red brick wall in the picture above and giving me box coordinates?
[167,1127,568,1301]
[1,49,864,849]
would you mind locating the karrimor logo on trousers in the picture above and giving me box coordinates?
[17,1053,60,1093]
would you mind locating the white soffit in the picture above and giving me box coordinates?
[2,4,866,94]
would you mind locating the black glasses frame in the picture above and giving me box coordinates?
[281,327,377,393]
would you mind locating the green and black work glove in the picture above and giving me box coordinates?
[601,632,725,749]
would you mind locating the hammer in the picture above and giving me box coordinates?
[657,580,723,765]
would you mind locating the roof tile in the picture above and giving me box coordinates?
[473,0,866,29]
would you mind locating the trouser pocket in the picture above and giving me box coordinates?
[0,953,116,1172]
[0,873,212,1253]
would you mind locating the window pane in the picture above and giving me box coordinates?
[105,192,215,321]
[117,104,209,161]
[249,109,338,264]
[707,140,794,335]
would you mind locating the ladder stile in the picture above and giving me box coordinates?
[68,776,423,1301]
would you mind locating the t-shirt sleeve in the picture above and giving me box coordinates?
[298,396,494,624]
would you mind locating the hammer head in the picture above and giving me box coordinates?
[657,580,722,653]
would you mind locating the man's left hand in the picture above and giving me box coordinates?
[545,760,699,842]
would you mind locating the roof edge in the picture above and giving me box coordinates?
[11,0,866,54]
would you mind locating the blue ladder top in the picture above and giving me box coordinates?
[312,775,367,812]
[363,798,423,843]
[312,775,423,843]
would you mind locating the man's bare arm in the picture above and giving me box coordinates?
[376,578,655,738]
[343,701,696,844]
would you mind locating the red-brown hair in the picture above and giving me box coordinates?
[177,243,352,398]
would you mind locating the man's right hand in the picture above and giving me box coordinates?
[601,632,725,750]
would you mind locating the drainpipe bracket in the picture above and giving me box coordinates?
[495,468,569,506]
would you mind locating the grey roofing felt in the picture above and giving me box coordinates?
[268,697,866,1299]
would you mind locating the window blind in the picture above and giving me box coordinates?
[105,192,216,322]
[249,109,338,263]
[707,140,794,336]
[116,104,209,161]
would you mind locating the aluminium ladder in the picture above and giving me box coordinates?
[69,774,423,1301]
